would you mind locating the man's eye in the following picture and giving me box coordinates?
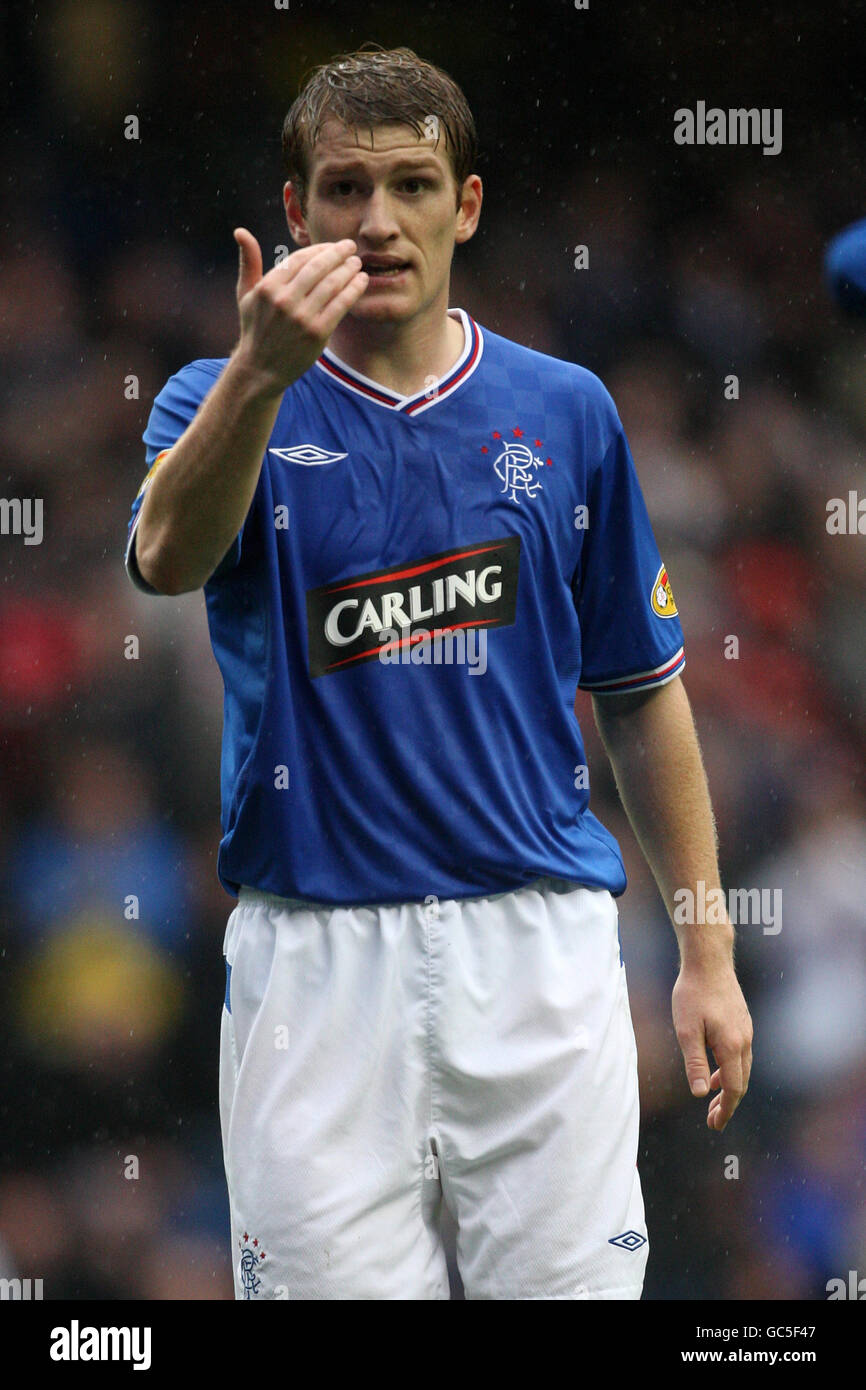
[402,178,429,193]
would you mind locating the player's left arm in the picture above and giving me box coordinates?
[591,673,753,1132]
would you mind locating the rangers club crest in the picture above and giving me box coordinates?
[238,1233,266,1299]
[481,427,552,504]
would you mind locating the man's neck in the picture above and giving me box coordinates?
[325,300,465,398]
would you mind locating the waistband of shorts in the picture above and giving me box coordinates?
[236,875,602,913]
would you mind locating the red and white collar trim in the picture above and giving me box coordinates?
[315,308,482,416]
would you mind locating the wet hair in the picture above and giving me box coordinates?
[282,43,477,209]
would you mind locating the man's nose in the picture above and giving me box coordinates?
[357,188,400,241]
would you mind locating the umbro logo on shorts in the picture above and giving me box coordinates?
[608,1230,647,1252]
[306,535,521,677]
[269,444,348,466]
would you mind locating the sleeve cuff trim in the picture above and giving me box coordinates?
[124,507,161,595]
[579,647,685,694]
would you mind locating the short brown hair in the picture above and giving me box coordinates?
[282,43,478,210]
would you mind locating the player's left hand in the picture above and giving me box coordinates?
[671,958,753,1131]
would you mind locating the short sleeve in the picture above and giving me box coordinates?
[574,422,685,695]
[124,359,240,593]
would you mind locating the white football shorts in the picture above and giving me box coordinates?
[219,875,648,1300]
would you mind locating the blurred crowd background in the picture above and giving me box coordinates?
[1,0,864,1300]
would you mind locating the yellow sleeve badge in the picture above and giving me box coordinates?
[651,563,678,618]
[135,448,172,499]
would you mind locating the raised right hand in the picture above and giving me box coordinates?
[232,229,369,394]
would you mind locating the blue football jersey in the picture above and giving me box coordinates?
[125,308,685,906]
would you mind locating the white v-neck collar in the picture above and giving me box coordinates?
[314,308,483,416]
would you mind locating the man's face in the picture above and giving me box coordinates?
[284,119,481,325]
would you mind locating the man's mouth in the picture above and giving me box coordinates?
[361,258,411,278]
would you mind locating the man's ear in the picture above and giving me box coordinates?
[454,174,482,246]
[284,181,311,247]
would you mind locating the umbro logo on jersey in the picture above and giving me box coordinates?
[269,444,348,466]
[608,1230,647,1252]
[306,536,521,678]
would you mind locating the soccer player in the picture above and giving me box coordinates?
[124,44,752,1301]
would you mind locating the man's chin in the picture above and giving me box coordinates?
[348,292,416,324]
